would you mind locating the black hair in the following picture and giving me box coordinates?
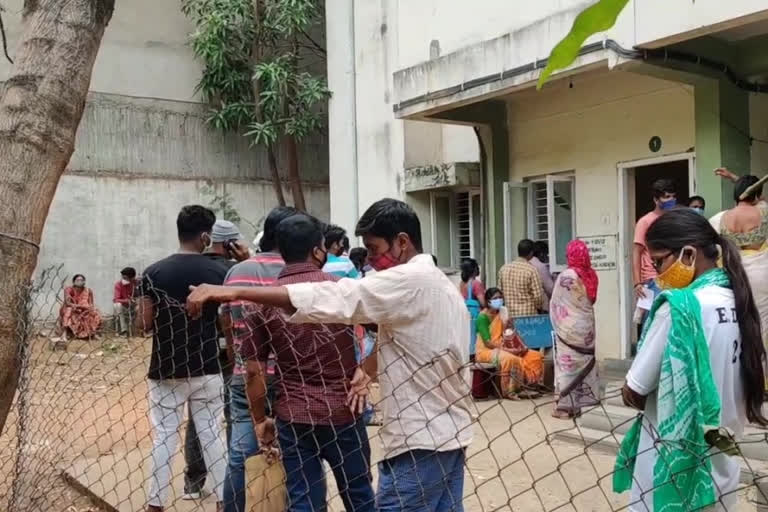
[355,198,423,252]
[687,195,706,208]
[261,206,299,252]
[460,258,480,282]
[651,178,676,200]
[72,274,85,283]
[734,175,763,203]
[276,214,324,264]
[645,208,767,425]
[533,241,549,260]
[177,205,216,242]
[342,235,350,253]
[349,247,367,271]
[324,224,347,251]
[120,267,137,279]
[518,239,535,258]
[485,287,502,303]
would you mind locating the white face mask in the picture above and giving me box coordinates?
[121,279,130,285]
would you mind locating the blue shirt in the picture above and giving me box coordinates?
[322,254,359,279]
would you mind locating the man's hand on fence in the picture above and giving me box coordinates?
[347,367,371,415]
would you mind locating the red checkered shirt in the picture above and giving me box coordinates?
[240,262,358,426]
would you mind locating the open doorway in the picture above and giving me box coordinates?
[617,153,695,360]
[633,160,690,222]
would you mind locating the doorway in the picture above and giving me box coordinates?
[617,153,696,360]
[633,160,690,222]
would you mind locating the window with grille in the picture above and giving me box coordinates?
[456,192,472,262]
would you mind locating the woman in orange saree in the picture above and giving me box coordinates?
[475,287,543,399]
[60,274,101,340]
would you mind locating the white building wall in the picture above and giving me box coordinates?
[507,71,695,361]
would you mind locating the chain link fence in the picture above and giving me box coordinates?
[1,267,768,511]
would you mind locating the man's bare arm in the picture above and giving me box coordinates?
[245,360,268,425]
[622,382,647,411]
[135,296,154,335]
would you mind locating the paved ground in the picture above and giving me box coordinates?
[0,335,760,511]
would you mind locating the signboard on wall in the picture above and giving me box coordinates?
[580,235,618,271]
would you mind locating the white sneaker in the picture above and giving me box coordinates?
[181,489,209,500]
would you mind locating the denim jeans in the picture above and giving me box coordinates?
[222,378,260,512]
[376,448,465,512]
[277,417,374,512]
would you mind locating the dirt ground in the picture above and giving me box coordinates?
[0,334,759,511]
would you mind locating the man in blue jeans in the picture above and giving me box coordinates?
[218,206,296,512]
[240,214,374,511]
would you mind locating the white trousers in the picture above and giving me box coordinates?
[147,375,227,506]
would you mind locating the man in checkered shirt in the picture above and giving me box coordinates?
[497,239,546,316]
[240,214,374,511]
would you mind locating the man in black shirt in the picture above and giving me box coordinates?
[138,205,229,512]
[183,219,250,500]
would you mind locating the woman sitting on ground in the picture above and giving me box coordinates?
[475,288,543,399]
[59,274,101,340]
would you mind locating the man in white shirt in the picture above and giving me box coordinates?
[187,200,474,511]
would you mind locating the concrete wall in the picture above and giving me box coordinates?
[403,121,478,168]
[1,2,330,315]
[507,71,696,361]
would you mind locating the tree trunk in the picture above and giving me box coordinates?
[251,0,285,206]
[0,0,115,435]
[284,134,306,211]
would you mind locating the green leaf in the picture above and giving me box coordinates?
[537,0,629,90]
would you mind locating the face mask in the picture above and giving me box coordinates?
[692,207,705,216]
[314,247,328,268]
[489,298,504,310]
[121,278,130,285]
[656,246,697,290]
[659,198,677,211]
[369,243,403,272]
[74,280,85,288]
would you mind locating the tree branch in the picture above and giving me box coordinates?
[299,27,325,56]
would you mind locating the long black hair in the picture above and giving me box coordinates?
[460,258,479,283]
[646,208,767,425]
[734,175,763,203]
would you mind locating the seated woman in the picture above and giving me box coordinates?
[59,274,101,340]
[475,288,543,399]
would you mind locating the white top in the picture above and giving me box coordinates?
[626,285,745,512]
[285,253,474,459]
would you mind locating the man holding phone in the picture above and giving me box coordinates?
[183,219,251,501]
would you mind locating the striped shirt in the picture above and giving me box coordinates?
[322,254,359,279]
[221,252,285,376]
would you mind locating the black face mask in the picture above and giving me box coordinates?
[314,247,328,269]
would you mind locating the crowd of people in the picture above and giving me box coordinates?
[114,199,473,512]
[55,165,767,511]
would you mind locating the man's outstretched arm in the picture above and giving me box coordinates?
[187,284,293,318]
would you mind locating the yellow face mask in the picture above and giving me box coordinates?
[655,246,697,290]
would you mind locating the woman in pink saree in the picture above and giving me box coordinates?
[550,240,600,419]
[60,274,101,340]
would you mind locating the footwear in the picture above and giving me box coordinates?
[181,489,209,500]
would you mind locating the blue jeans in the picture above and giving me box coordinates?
[277,417,374,512]
[223,379,260,512]
[376,449,465,512]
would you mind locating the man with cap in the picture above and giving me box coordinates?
[182,219,250,501]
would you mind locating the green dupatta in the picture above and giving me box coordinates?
[613,269,729,511]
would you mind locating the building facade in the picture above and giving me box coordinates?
[0,1,329,313]
[325,0,768,361]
